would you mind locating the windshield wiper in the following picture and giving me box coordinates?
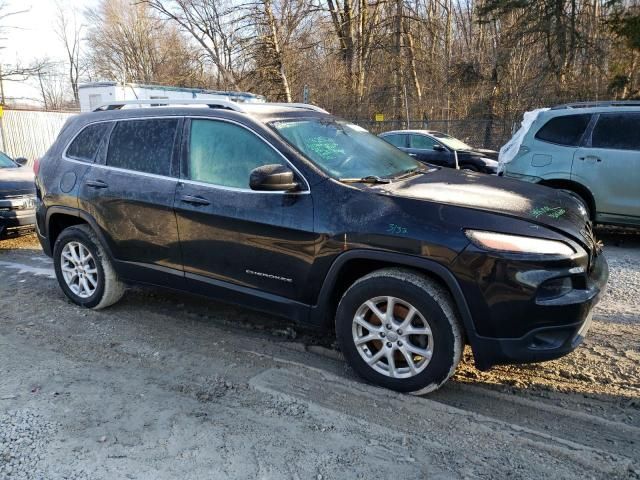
[339,175,392,184]
[389,167,427,180]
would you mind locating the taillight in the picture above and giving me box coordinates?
[33,158,40,175]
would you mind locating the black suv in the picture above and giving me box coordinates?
[35,100,608,393]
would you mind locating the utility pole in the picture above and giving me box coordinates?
[0,63,5,105]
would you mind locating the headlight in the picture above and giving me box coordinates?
[465,230,575,256]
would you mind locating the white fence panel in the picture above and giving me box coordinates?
[0,110,75,163]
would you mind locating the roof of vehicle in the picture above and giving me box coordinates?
[379,129,444,136]
[66,100,332,129]
[540,101,640,118]
[550,100,640,110]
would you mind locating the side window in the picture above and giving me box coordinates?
[410,134,437,150]
[383,134,406,148]
[535,114,591,146]
[592,114,640,150]
[106,119,179,176]
[188,119,285,189]
[66,123,111,162]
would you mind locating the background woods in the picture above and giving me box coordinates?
[3,0,640,143]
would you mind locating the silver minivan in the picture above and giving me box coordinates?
[502,102,640,227]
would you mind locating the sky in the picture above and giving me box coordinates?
[1,0,96,104]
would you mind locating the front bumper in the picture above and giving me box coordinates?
[0,209,36,236]
[453,247,608,370]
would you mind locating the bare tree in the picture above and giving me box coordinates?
[324,0,382,105]
[142,0,252,90]
[54,1,84,105]
[34,59,68,110]
[86,0,205,87]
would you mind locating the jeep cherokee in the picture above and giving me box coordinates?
[35,99,608,393]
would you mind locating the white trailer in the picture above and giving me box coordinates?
[78,82,265,112]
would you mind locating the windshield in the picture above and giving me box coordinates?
[0,151,15,168]
[431,132,473,151]
[272,119,421,180]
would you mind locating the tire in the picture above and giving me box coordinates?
[53,224,125,309]
[335,268,463,394]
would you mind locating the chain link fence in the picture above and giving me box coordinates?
[350,118,517,150]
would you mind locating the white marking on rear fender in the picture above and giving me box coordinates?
[0,261,55,278]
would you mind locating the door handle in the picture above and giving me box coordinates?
[85,180,108,189]
[180,195,210,206]
[579,156,601,162]
[408,153,417,157]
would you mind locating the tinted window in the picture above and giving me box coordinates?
[66,123,111,162]
[382,134,406,147]
[535,114,591,146]
[411,134,438,150]
[107,119,178,176]
[189,119,284,188]
[0,151,15,168]
[592,114,640,150]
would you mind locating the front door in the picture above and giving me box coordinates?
[572,113,640,222]
[174,118,317,304]
[408,134,451,167]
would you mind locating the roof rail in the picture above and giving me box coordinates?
[551,100,640,110]
[92,99,330,114]
[93,98,247,113]
[266,102,329,114]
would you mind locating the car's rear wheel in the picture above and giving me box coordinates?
[53,224,125,309]
[336,268,463,394]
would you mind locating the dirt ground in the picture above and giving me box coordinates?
[0,231,638,479]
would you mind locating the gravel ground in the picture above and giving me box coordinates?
[0,231,638,479]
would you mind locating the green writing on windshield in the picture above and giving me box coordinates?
[531,206,566,219]
[305,137,345,161]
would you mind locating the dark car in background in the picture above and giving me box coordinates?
[0,151,36,238]
[379,129,499,173]
[35,99,607,394]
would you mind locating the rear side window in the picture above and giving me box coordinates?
[66,123,111,162]
[410,134,438,150]
[382,134,406,148]
[535,114,591,146]
[107,119,179,176]
[592,114,640,150]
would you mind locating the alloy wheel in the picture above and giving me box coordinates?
[352,296,434,379]
[60,241,98,299]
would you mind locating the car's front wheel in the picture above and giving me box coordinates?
[53,224,125,309]
[336,268,463,394]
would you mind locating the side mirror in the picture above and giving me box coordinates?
[249,164,300,192]
[433,145,446,152]
[15,157,28,166]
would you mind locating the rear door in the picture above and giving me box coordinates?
[174,117,316,303]
[573,112,640,221]
[79,117,184,282]
[408,134,451,166]
[531,113,591,180]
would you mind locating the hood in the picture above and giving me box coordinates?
[373,168,590,244]
[457,150,496,163]
[0,166,35,196]
[473,148,499,160]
